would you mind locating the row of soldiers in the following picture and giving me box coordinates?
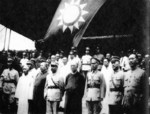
[0,47,149,114]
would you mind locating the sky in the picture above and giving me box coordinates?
[0,24,35,51]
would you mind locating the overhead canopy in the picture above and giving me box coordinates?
[0,25,35,51]
[0,0,147,52]
[0,0,61,41]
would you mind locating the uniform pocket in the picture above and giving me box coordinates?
[131,78,140,87]
[124,78,128,87]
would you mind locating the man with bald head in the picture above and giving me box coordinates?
[33,62,49,114]
[64,60,85,114]
[122,53,148,114]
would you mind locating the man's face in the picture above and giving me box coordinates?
[23,53,26,58]
[59,53,63,58]
[23,65,29,74]
[85,50,89,54]
[71,64,78,73]
[91,59,98,71]
[7,61,12,67]
[51,56,56,62]
[103,59,109,67]
[112,61,120,70]
[70,53,74,59]
[129,54,137,67]
[106,53,111,60]
[137,54,142,60]
[40,62,47,72]
[62,57,68,65]
[51,65,58,73]
[56,54,60,60]
[27,64,32,70]
[7,52,11,58]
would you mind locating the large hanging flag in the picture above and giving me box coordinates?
[43,0,106,50]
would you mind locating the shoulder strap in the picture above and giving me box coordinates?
[51,77,58,87]
[111,73,124,92]
[111,75,117,89]
[51,77,64,91]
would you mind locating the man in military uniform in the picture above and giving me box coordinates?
[94,47,104,63]
[108,56,124,114]
[81,47,92,78]
[44,61,65,114]
[122,53,148,114]
[1,58,19,114]
[86,57,106,114]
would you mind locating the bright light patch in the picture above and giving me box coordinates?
[63,5,80,25]
[57,0,88,33]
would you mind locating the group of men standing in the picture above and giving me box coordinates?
[0,47,149,114]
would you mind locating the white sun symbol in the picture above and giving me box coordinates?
[57,0,88,33]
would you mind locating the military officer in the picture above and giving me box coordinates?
[108,56,124,114]
[1,58,19,113]
[122,53,148,114]
[44,61,64,114]
[81,47,92,78]
[86,57,106,114]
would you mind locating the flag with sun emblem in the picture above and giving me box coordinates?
[43,0,106,50]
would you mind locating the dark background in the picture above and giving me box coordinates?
[0,0,149,54]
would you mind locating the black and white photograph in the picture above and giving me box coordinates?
[0,0,149,114]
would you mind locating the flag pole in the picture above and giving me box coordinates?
[8,29,11,51]
[4,27,7,51]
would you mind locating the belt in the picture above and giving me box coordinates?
[48,86,59,89]
[110,88,123,92]
[3,80,16,83]
[87,84,100,89]
[82,64,90,65]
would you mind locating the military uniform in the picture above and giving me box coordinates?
[108,70,124,114]
[81,54,92,77]
[44,69,64,114]
[122,67,148,114]
[86,70,106,114]
[1,68,19,113]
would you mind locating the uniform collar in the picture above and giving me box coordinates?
[71,71,78,75]
[91,69,98,74]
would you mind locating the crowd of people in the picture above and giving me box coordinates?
[0,46,149,114]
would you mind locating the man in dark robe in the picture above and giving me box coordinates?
[64,60,85,114]
[33,62,48,114]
